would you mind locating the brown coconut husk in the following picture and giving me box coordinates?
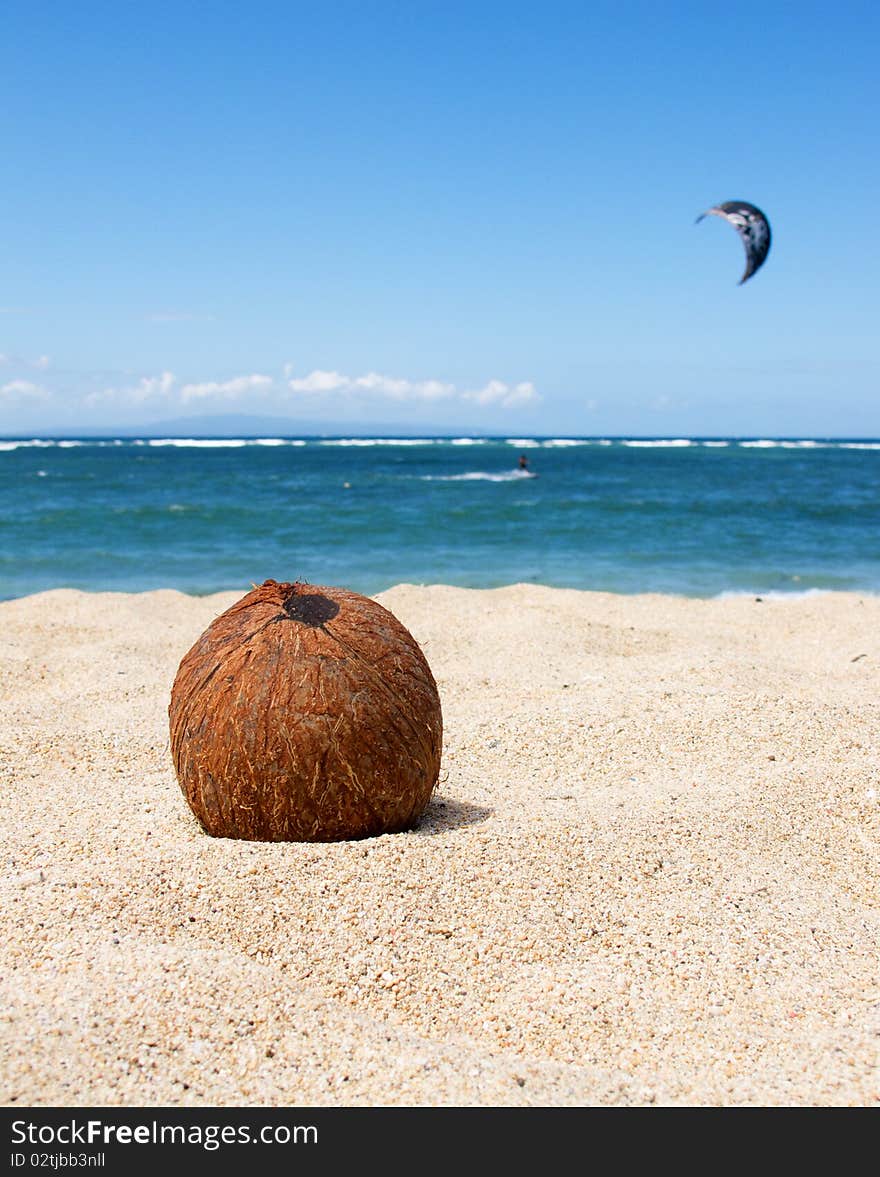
[168,580,442,842]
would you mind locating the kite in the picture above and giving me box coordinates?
[696,201,771,284]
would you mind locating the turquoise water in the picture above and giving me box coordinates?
[1,436,879,600]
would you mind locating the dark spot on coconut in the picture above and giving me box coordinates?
[281,591,340,628]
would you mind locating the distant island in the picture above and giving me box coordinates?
[4,413,479,439]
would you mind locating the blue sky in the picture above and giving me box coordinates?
[2,0,878,436]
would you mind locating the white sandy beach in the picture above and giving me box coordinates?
[2,584,878,1106]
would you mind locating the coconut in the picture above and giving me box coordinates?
[168,579,442,842]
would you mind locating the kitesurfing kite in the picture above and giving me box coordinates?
[696,200,771,284]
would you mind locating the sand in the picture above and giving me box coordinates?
[1,584,878,1107]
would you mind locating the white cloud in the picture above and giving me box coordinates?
[86,371,273,407]
[86,371,177,407]
[351,372,456,401]
[74,365,538,416]
[285,369,533,407]
[0,352,51,369]
[134,371,176,401]
[463,380,539,407]
[287,369,350,393]
[419,380,455,399]
[180,374,272,403]
[1,379,49,401]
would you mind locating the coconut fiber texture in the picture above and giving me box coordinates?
[168,580,443,842]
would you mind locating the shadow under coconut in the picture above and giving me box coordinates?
[412,795,493,835]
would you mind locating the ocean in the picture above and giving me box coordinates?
[1,435,879,601]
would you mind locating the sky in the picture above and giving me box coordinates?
[1,0,878,437]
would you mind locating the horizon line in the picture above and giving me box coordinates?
[3,432,880,443]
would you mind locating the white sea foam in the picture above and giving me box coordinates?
[701,441,730,447]
[542,439,582,447]
[714,587,874,601]
[253,437,287,446]
[780,440,821,448]
[505,438,540,447]
[147,438,248,447]
[623,439,692,448]
[739,440,778,448]
[450,438,485,445]
[319,438,434,447]
[421,471,535,483]
[0,439,53,450]
[840,442,880,450]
